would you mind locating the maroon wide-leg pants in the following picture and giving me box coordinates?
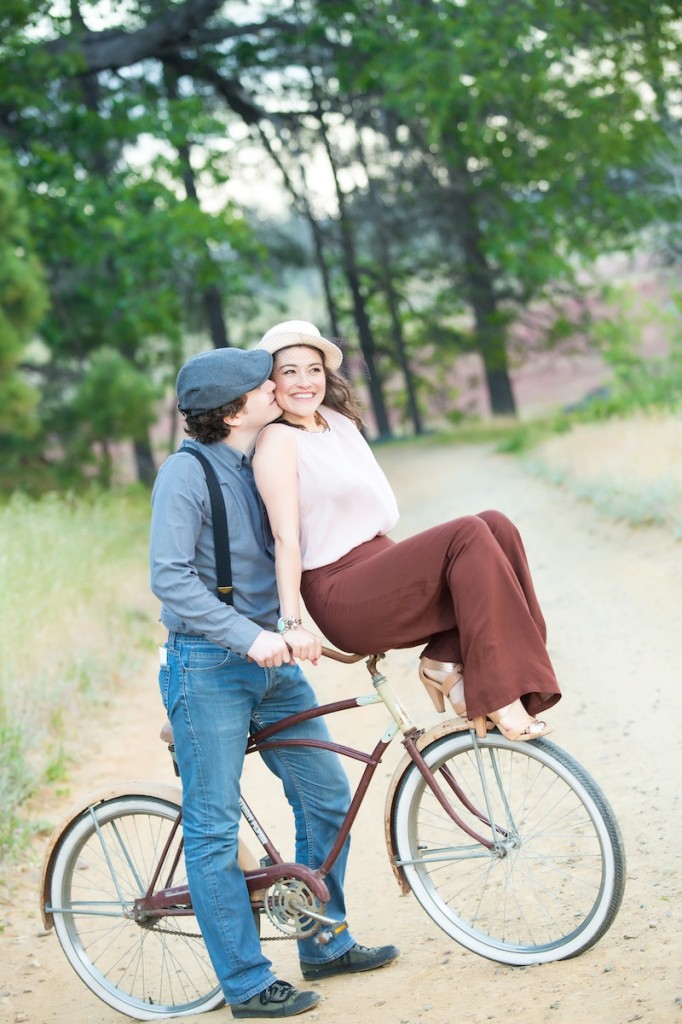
[301,510,561,720]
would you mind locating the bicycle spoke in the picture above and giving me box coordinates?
[50,796,222,1018]
[392,732,625,963]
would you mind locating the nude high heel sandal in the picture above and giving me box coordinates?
[473,701,553,742]
[418,657,467,718]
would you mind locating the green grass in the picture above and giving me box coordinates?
[0,487,158,861]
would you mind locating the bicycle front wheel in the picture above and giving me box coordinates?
[391,732,625,965]
[49,794,223,1019]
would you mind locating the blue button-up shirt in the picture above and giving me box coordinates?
[150,439,279,657]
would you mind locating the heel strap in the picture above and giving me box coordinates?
[420,657,464,698]
[421,657,462,675]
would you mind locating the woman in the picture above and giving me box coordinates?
[252,320,560,740]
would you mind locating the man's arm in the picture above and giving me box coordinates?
[150,454,290,665]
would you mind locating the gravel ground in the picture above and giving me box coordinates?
[2,439,681,1024]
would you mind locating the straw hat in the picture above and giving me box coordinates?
[255,320,343,370]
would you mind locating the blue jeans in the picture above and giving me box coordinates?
[159,633,356,1004]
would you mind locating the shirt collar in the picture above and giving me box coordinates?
[182,439,250,469]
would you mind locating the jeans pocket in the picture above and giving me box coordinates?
[179,643,233,673]
[158,663,171,710]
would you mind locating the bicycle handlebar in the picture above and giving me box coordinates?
[320,645,380,665]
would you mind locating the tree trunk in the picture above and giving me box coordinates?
[468,281,516,417]
[354,128,423,434]
[165,66,230,349]
[204,283,230,349]
[257,125,343,341]
[299,162,343,342]
[445,153,517,417]
[384,279,424,433]
[133,435,156,486]
[316,106,392,438]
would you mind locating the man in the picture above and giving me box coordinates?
[150,346,398,1019]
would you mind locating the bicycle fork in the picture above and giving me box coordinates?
[372,663,508,853]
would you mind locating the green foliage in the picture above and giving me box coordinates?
[1,0,681,469]
[0,148,49,434]
[59,348,163,484]
[493,286,682,462]
[494,418,567,455]
[591,287,682,414]
[0,3,268,489]
[359,2,665,259]
[71,349,161,441]
[0,721,36,860]
[310,0,680,414]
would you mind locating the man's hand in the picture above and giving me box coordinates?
[247,630,292,668]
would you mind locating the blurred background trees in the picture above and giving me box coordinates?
[1,0,680,488]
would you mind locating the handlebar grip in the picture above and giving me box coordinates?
[320,646,383,664]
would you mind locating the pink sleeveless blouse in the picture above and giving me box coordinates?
[292,407,399,570]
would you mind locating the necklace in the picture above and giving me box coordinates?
[280,411,329,433]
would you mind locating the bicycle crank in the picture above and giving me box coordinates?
[263,877,332,938]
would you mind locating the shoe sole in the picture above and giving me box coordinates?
[301,951,398,981]
[231,993,320,1018]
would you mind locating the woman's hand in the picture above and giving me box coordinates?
[247,631,292,667]
[283,626,322,665]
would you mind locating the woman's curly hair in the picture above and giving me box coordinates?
[182,394,248,444]
[271,343,363,429]
[323,368,363,429]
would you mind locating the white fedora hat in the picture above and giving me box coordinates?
[255,320,343,370]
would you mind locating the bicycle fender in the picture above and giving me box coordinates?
[40,781,182,929]
[384,720,473,895]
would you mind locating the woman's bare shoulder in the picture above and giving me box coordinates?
[255,421,296,454]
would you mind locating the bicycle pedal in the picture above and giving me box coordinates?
[313,921,348,946]
[168,743,180,777]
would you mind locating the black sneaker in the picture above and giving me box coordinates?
[300,942,400,980]
[231,980,320,1019]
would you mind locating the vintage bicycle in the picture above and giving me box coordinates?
[41,647,625,1020]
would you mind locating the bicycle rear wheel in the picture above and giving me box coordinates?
[391,732,625,965]
[49,794,223,1019]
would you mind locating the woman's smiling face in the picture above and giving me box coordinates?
[272,345,327,425]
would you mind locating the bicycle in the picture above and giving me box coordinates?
[41,647,626,1020]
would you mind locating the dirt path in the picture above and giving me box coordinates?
[2,441,681,1024]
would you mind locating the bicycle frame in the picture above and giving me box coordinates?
[41,646,626,1009]
[130,651,498,926]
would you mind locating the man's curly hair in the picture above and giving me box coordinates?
[182,394,248,444]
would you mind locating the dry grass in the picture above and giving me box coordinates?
[1,493,156,722]
[0,490,158,856]
[525,411,682,535]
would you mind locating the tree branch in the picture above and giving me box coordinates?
[163,53,267,124]
[44,0,226,73]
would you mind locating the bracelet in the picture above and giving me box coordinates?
[276,616,303,634]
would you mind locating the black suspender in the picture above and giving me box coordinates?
[181,447,233,606]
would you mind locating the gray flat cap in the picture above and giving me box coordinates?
[177,347,273,414]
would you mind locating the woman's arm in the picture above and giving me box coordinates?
[253,424,303,619]
[253,424,322,663]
